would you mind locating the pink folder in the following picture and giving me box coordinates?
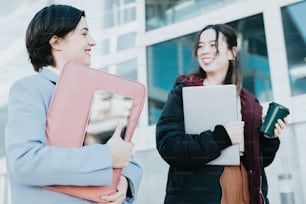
[45,62,146,202]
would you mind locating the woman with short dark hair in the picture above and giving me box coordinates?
[25,4,86,72]
[6,4,142,204]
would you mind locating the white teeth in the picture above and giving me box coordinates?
[202,58,213,64]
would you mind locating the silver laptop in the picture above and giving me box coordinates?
[182,85,241,165]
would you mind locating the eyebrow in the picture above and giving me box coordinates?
[79,27,89,32]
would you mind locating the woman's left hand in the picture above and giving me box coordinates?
[264,118,288,138]
[100,175,128,204]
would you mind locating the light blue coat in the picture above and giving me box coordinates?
[5,69,143,204]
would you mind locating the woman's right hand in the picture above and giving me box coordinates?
[107,123,134,168]
[224,121,244,144]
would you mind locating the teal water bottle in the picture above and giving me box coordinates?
[260,102,290,137]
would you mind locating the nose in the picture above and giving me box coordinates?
[197,46,208,57]
[88,34,96,47]
[199,45,210,53]
[198,44,217,56]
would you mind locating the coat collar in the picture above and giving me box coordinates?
[40,68,59,84]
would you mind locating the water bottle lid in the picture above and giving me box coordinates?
[270,102,290,114]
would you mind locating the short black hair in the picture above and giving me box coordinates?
[25,4,85,72]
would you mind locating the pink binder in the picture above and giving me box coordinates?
[45,62,146,203]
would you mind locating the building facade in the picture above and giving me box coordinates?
[0,0,306,203]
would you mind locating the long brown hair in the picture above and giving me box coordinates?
[192,24,242,93]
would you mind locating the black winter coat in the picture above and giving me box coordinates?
[156,75,280,204]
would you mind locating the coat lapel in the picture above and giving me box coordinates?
[40,68,59,85]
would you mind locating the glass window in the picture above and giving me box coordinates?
[101,39,110,55]
[124,6,136,24]
[281,1,306,96]
[117,32,136,50]
[147,14,272,124]
[102,0,136,29]
[117,59,138,81]
[145,0,236,31]
[228,14,272,102]
[147,34,197,124]
[102,1,116,29]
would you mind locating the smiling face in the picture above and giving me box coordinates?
[196,28,235,81]
[50,16,96,70]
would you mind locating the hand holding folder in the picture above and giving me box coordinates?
[45,62,146,202]
[182,85,242,165]
[106,123,134,168]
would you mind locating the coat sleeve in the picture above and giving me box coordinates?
[5,78,115,186]
[155,83,232,169]
[253,96,280,167]
[260,134,280,167]
[121,156,143,204]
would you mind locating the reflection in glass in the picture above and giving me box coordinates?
[228,14,272,102]
[281,1,306,96]
[147,34,197,124]
[145,0,235,31]
[84,90,133,145]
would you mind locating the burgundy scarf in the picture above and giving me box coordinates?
[178,74,263,204]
